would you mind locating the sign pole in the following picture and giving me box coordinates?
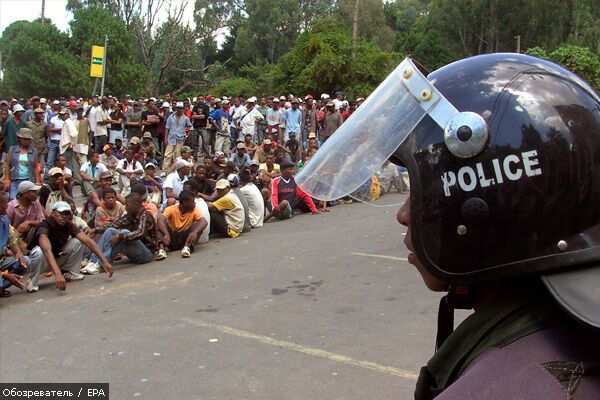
[100,35,108,97]
[92,78,99,97]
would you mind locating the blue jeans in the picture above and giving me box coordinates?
[9,179,27,200]
[90,228,154,265]
[1,256,30,289]
[45,139,60,175]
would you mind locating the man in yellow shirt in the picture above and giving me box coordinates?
[207,179,245,238]
[159,190,207,257]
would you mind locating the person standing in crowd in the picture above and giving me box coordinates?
[207,179,245,238]
[94,98,111,152]
[3,104,26,153]
[321,101,343,143]
[256,97,269,143]
[5,128,42,199]
[284,99,302,143]
[73,104,91,186]
[162,102,192,172]
[83,192,160,274]
[229,142,251,170]
[265,159,317,221]
[25,107,47,165]
[233,97,263,143]
[210,98,231,154]
[159,190,207,257]
[239,170,264,228]
[59,108,77,171]
[108,101,125,144]
[80,151,108,197]
[157,101,170,155]
[87,96,99,136]
[27,201,113,292]
[301,95,317,144]
[141,98,160,151]
[191,95,210,157]
[266,99,283,143]
[22,96,39,122]
[125,101,143,142]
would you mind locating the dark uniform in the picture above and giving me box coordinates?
[296,53,600,399]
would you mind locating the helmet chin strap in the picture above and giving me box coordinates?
[436,285,477,351]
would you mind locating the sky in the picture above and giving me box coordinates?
[0,0,196,34]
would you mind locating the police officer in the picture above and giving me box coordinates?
[296,53,600,399]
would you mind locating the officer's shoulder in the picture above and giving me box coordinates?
[438,325,600,399]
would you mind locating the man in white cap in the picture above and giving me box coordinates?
[207,179,245,238]
[284,98,302,143]
[233,96,264,143]
[163,159,192,207]
[27,200,113,292]
[162,101,192,171]
[3,104,26,151]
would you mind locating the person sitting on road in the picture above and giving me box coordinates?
[99,144,119,181]
[163,159,192,207]
[207,179,245,238]
[182,180,211,245]
[7,181,46,238]
[116,150,144,197]
[84,170,125,222]
[159,190,207,257]
[229,142,252,171]
[239,170,265,228]
[228,174,252,233]
[26,201,113,292]
[265,159,318,221]
[79,151,108,197]
[83,192,163,274]
[0,191,30,298]
[141,163,163,206]
[258,151,281,178]
[39,167,74,214]
[192,165,215,201]
[94,188,126,228]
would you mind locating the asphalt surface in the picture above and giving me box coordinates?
[0,192,454,399]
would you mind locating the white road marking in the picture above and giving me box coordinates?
[351,252,408,262]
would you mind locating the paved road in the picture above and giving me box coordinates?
[0,192,453,399]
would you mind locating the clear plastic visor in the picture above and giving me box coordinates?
[296,59,434,202]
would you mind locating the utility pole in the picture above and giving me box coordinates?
[352,0,359,58]
[515,35,521,53]
[100,35,108,97]
[41,0,46,24]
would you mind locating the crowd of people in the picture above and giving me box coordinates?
[0,92,409,297]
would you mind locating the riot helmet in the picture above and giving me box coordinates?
[297,53,600,329]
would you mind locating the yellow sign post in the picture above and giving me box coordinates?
[90,45,104,78]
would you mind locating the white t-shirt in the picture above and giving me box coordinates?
[95,107,111,137]
[88,106,98,132]
[163,172,188,205]
[49,115,64,141]
[80,161,108,180]
[194,198,211,244]
[239,183,264,228]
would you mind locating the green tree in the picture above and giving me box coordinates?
[0,20,86,97]
[335,0,396,51]
[69,7,147,96]
[234,0,302,64]
[276,19,398,97]
[526,45,600,91]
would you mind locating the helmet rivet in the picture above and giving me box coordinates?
[457,225,467,235]
[456,125,472,142]
[402,69,413,79]
[557,240,568,251]
[420,89,432,101]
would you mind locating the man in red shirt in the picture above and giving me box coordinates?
[265,159,317,221]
